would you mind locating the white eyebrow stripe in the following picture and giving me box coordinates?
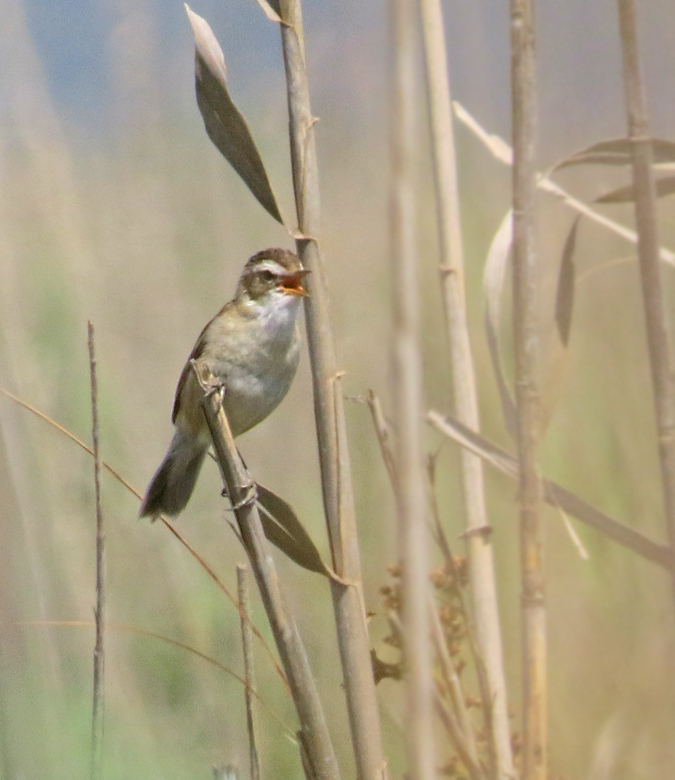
[246,260,287,277]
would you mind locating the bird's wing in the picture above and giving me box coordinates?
[171,303,229,424]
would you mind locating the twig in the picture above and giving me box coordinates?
[452,101,675,267]
[0,386,287,689]
[616,0,675,614]
[391,1,435,779]
[276,3,386,778]
[88,322,105,780]
[199,379,340,780]
[27,618,295,738]
[428,596,479,769]
[238,564,261,780]
[434,694,486,780]
[510,1,547,777]
[419,2,513,777]
[426,455,497,769]
[366,390,398,489]
[428,409,675,570]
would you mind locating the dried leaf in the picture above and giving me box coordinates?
[554,137,675,171]
[483,210,517,437]
[595,175,675,205]
[427,410,674,571]
[555,216,579,346]
[256,484,328,576]
[254,0,283,23]
[185,5,284,224]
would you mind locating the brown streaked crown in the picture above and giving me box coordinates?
[237,248,307,300]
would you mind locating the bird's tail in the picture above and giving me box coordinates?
[139,429,209,519]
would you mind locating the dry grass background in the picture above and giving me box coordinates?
[1,0,675,778]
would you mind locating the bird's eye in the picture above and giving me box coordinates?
[260,270,276,283]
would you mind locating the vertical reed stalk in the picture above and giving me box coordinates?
[237,564,261,780]
[276,3,386,778]
[419,1,513,776]
[616,0,675,612]
[510,1,546,778]
[200,384,339,780]
[88,321,105,780]
[391,2,435,779]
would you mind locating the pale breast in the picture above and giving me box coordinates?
[194,296,302,437]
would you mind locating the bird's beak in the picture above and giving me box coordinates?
[280,269,310,297]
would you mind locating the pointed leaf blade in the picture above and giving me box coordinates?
[554,216,579,347]
[256,484,328,576]
[483,210,518,437]
[254,0,283,23]
[595,175,675,205]
[427,410,674,571]
[554,137,675,171]
[185,5,284,224]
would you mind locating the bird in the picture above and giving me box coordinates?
[139,247,308,520]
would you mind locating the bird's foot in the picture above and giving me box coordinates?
[191,359,226,398]
[229,483,258,511]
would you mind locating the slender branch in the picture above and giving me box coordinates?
[0,386,287,688]
[199,381,340,780]
[28,618,295,737]
[616,0,675,613]
[452,101,675,267]
[428,409,675,571]
[428,596,479,768]
[237,564,261,780]
[419,2,513,777]
[391,1,435,779]
[88,322,105,780]
[276,3,386,779]
[434,694,486,780]
[510,1,547,778]
[426,456,497,769]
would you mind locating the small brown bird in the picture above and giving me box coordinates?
[140,248,308,519]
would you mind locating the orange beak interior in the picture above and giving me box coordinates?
[280,269,310,296]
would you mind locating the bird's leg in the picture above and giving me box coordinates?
[230,484,258,511]
[191,359,225,397]
[221,449,258,509]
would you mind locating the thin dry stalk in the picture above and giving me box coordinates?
[452,101,675,267]
[88,321,105,780]
[366,391,398,489]
[616,0,675,611]
[434,695,486,780]
[426,456,497,773]
[391,1,435,779]
[276,3,386,779]
[428,409,675,571]
[237,564,261,780]
[419,2,513,776]
[510,1,547,778]
[199,382,339,780]
[428,596,478,766]
[0,387,289,688]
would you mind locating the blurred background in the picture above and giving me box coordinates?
[1,0,675,777]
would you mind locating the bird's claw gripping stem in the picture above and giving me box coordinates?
[229,483,258,511]
[191,359,226,398]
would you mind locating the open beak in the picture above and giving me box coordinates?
[280,268,310,297]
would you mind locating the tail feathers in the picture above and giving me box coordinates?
[139,431,208,519]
